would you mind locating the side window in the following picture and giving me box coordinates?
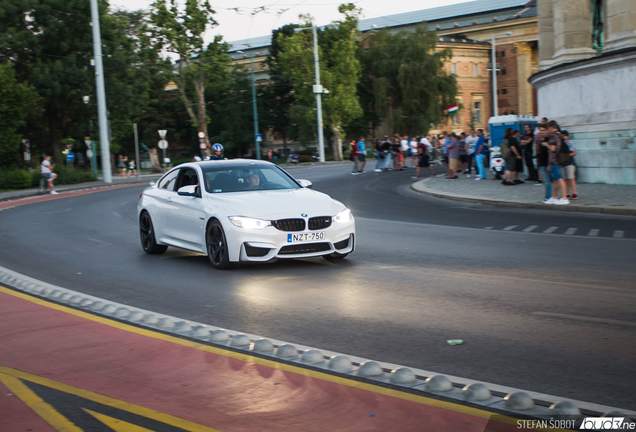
[176,168,199,190]
[158,169,180,192]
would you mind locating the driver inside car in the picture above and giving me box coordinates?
[245,172,261,188]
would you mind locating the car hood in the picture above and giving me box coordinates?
[206,188,346,219]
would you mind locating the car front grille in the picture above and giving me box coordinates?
[273,218,306,232]
[278,242,331,255]
[334,237,350,250]
[308,216,332,230]
[244,244,271,257]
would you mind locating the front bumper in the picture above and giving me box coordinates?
[225,218,355,262]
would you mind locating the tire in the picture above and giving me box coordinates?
[139,212,168,254]
[206,220,232,269]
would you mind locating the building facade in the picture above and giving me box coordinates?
[529,0,636,185]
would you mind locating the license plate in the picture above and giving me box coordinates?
[287,232,325,242]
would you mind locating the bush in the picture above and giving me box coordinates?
[50,166,96,185]
[298,155,313,163]
[0,169,32,190]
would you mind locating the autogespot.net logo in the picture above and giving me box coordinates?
[580,417,636,430]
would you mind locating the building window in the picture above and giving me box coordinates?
[474,64,479,77]
[474,102,482,124]
[502,68,507,75]
[501,50,506,57]
[502,89,508,95]
[451,63,457,75]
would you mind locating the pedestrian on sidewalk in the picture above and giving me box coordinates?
[127,159,137,177]
[465,129,478,176]
[40,155,58,194]
[445,133,460,179]
[501,129,517,186]
[458,132,468,175]
[350,140,359,175]
[374,139,385,172]
[400,135,410,167]
[560,130,578,200]
[543,120,569,205]
[393,135,404,170]
[381,136,392,171]
[118,155,127,178]
[412,137,436,179]
[536,123,553,203]
[510,130,525,184]
[410,136,419,168]
[357,137,367,174]
[521,124,538,182]
[474,129,488,180]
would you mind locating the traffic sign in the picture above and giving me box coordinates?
[158,130,167,139]
[255,134,263,142]
[199,143,206,149]
[86,149,93,158]
[158,140,168,149]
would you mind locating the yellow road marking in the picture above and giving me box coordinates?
[0,371,83,432]
[84,408,156,432]
[0,366,220,432]
[0,284,527,429]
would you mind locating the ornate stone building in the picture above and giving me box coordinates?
[529,0,636,184]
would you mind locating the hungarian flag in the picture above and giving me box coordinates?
[447,104,458,113]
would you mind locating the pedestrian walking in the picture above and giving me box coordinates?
[40,155,58,194]
[412,137,436,179]
[392,135,403,170]
[127,159,137,177]
[500,128,517,186]
[521,124,538,182]
[543,120,569,205]
[510,130,524,184]
[118,155,127,178]
[445,133,460,179]
[350,140,359,175]
[374,139,385,172]
[560,130,578,199]
[474,129,488,180]
[357,137,367,173]
[410,136,419,168]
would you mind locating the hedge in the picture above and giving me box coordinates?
[0,167,96,191]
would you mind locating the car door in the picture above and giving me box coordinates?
[151,168,181,240]
[168,167,206,249]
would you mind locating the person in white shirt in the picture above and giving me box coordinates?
[40,155,58,194]
[400,136,410,167]
[409,137,418,168]
[464,129,479,176]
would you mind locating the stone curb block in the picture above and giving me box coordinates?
[0,265,633,420]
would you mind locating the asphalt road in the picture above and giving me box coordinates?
[0,164,635,410]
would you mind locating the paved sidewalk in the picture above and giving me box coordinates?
[412,174,636,216]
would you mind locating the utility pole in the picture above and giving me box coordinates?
[491,32,511,117]
[90,0,112,182]
[239,51,262,160]
[133,123,140,181]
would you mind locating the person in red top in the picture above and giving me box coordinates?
[412,138,436,179]
[350,140,359,175]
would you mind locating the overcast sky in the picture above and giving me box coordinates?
[108,0,467,44]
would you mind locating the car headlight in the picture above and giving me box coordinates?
[333,208,352,223]
[228,216,271,230]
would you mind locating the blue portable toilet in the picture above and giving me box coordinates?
[488,115,540,148]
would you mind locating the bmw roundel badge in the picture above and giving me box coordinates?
[301,213,307,217]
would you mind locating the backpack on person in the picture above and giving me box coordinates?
[557,135,572,165]
[500,139,512,159]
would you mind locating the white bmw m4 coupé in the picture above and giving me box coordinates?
[138,160,355,269]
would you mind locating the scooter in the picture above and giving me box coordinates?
[286,153,299,165]
[490,146,505,180]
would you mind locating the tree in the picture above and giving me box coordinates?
[261,24,299,155]
[149,0,217,155]
[278,4,363,160]
[0,63,38,167]
[361,24,457,136]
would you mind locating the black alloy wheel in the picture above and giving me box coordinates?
[206,220,232,269]
[139,212,168,254]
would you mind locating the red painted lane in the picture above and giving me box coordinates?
[0,183,145,211]
[0,380,57,432]
[0,290,526,432]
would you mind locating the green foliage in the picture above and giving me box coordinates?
[0,63,38,167]
[361,24,458,136]
[0,169,32,190]
[277,4,363,159]
[47,165,96,186]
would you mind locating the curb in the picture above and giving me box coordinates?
[1,265,634,420]
[411,178,636,216]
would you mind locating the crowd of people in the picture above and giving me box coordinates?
[349,117,578,205]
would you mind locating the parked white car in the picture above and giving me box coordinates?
[138,160,355,269]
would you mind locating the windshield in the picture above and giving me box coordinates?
[201,165,300,193]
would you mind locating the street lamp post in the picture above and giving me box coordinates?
[295,25,329,163]
[90,0,112,183]
[238,50,261,160]
[491,32,512,117]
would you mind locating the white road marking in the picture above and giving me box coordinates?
[564,228,577,235]
[613,230,625,238]
[523,225,538,232]
[533,312,636,327]
[503,225,518,231]
[484,227,494,230]
[588,229,600,237]
[543,226,558,234]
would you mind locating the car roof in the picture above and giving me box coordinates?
[185,159,276,170]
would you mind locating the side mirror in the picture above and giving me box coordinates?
[177,185,199,197]
[297,179,312,188]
